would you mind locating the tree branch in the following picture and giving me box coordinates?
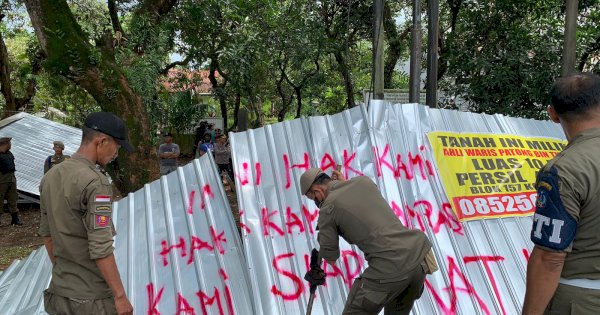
[107,0,124,36]
[579,33,600,71]
[160,55,192,75]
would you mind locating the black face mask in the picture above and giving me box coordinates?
[314,198,322,208]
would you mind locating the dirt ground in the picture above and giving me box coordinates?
[0,208,45,270]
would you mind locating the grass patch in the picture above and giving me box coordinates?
[0,245,36,270]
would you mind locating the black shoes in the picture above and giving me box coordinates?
[10,213,23,226]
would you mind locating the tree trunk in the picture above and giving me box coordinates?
[0,24,17,117]
[231,92,241,132]
[208,59,228,127]
[334,51,356,108]
[24,0,157,193]
[294,86,303,118]
[276,69,292,122]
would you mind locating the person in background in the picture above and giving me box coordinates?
[200,133,214,153]
[158,132,180,175]
[0,137,22,226]
[44,141,71,174]
[198,143,210,157]
[193,121,208,157]
[206,123,216,142]
[213,134,232,179]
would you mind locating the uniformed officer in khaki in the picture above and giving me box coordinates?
[300,168,433,314]
[44,140,70,174]
[0,136,22,226]
[40,112,134,315]
[522,72,600,315]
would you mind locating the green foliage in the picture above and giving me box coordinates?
[438,0,600,119]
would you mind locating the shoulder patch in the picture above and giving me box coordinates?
[94,214,111,229]
[531,166,577,250]
[95,205,112,213]
[95,195,111,203]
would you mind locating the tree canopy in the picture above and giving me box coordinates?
[1,0,600,191]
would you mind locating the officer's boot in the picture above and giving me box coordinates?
[10,213,23,226]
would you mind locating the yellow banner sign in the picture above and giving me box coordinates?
[427,132,567,221]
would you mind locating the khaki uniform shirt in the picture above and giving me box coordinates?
[531,127,600,279]
[39,155,116,299]
[318,176,432,280]
[44,154,71,174]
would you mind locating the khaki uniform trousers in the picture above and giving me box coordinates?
[0,182,17,214]
[343,261,427,315]
[44,290,116,315]
[545,283,600,315]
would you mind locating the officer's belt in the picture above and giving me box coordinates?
[560,277,600,290]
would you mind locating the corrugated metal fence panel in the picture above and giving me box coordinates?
[0,113,81,197]
[368,101,565,315]
[0,248,51,315]
[113,153,255,315]
[230,106,374,315]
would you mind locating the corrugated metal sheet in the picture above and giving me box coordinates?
[0,103,566,315]
[113,152,254,314]
[0,153,255,315]
[230,101,565,315]
[0,248,51,315]
[0,113,81,199]
[230,106,375,315]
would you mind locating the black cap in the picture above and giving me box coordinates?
[164,132,173,137]
[84,112,134,153]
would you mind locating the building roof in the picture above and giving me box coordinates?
[161,69,221,94]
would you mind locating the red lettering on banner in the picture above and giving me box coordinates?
[391,200,408,227]
[464,255,506,315]
[286,207,305,234]
[284,153,311,189]
[219,270,235,315]
[341,250,363,289]
[391,200,463,235]
[320,153,336,172]
[255,163,262,185]
[405,203,426,232]
[160,237,186,266]
[426,256,491,315]
[239,211,251,234]
[302,205,319,235]
[420,145,435,175]
[188,236,213,264]
[162,230,227,266]
[343,150,364,177]
[441,203,464,235]
[187,190,196,214]
[197,288,224,315]
[271,253,304,300]
[303,250,363,289]
[176,293,196,315]
[200,185,215,210]
[210,226,227,254]
[238,162,250,186]
[147,283,164,315]
[219,268,229,281]
[374,145,395,177]
[373,144,435,180]
[522,248,530,261]
[262,207,284,236]
[236,162,261,186]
